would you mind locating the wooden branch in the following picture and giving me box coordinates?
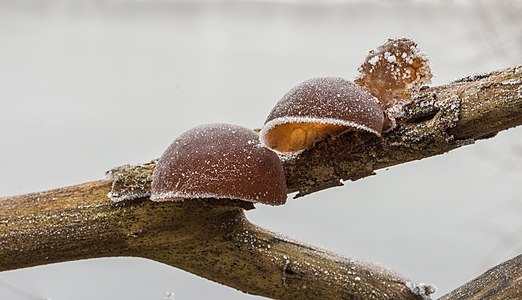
[107,66,521,199]
[440,254,522,300]
[0,66,520,299]
[0,182,426,299]
[287,66,522,196]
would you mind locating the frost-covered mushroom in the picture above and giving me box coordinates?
[355,37,432,110]
[151,123,287,206]
[259,77,384,154]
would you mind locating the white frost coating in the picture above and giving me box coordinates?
[260,78,384,153]
[357,37,432,103]
[368,55,380,66]
[266,77,382,120]
[152,190,268,205]
[265,229,410,283]
[501,78,521,85]
[259,116,381,155]
[386,102,407,120]
[406,281,437,300]
[108,191,150,202]
[384,52,396,63]
[151,123,286,205]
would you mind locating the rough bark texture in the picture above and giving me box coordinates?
[0,181,424,299]
[440,254,522,300]
[0,66,521,299]
[108,66,522,199]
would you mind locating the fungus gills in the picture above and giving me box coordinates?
[151,123,287,206]
[260,77,384,154]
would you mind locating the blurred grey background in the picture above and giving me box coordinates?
[1,0,521,299]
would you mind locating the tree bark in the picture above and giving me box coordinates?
[107,66,522,199]
[1,66,521,299]
[0,181,425,299]
[440,254,522,300]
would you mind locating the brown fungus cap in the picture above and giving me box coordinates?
[355,37,432,110]
[260,77,384,154]
[151,123,287,206]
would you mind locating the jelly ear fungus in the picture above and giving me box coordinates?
[355,37,432,129]
[151,123,287,206]
[259,77,384,155]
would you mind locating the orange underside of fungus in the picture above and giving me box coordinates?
[260,77,384,154]
[263,122,348,154]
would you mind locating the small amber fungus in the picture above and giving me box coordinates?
[355,37,432,109]
[151,123,287,206]
[260,77,384,154]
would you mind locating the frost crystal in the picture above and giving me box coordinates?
[368,56,380,66]
[406,281,437,300]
